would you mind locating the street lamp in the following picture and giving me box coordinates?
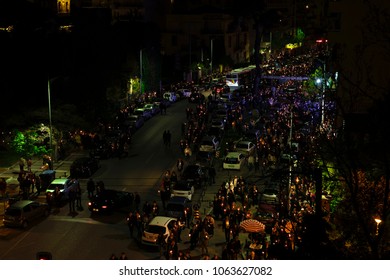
[210,38,213,74]
[47,79,53,162]
[314,58,326,127]
[374,218,382,236]
[140,49,143,95]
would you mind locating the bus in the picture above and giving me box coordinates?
[225,65,256,91]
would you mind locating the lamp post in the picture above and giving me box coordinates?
[210,38,213,74]
[140,49,143,95]
[315,58,326,127]
[47,79,53,162]
[374,218,382,236]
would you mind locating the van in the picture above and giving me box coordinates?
[3,200,49,228]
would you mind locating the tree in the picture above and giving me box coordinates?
[11,127,51,158]
[234,1,285,98]
[312,1,390,259]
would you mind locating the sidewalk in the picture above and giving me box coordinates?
[0,151,88,219]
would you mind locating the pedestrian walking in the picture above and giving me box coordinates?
[248,154,255,171]
[157,231,166,257]
[0,178,7,197]
[176,158,184,173]
[208,166,216,185]
[87,178,96,198]
[189,221,200,250]
[75,181,82,210]
[199,228,210,256]
[166,130,171,147]
[222,215,231,243]
[163,130,168,146]
[27,158,32,173]
[19,157,26,173]
[68,186,77,213]
[134,192,141,210]
[151,200,159,217]
[126,211,136,238]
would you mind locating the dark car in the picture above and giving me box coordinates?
[196,150,214,166]
[180,164,206,188]
[70,157,100,179]
[3,200,49,228]
[165,196,192,222]
[89,140,114,159]
[87,189,134,214]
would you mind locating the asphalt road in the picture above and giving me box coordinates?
[0,95,267,260]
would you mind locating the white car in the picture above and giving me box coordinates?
[210,119,225,130]
[141,216,177,246]
[223,152,246,170]
[235,140,256,156]
[170,180,195,201]
[46,178,75,201]
[163,92,177,102]
[260,188,279,204]
[177,88,191,98]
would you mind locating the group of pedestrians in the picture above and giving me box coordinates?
[163,130,172,147]
[125,197,159,240]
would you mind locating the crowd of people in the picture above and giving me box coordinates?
[139,47,335,260]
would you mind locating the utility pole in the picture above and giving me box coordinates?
[140,49,143,95]
[210,39,213,74]
[47,79,55,162]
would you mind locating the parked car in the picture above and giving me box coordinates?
[133,108,152,120]
[199,136,220,152]
[143,103,160,115]
[210,119,225,130]
[38,170,56,191]
[89,140,113,159]
[177,88,191,98]
[214,109,228,121]
[260,188,279,204]
[3,200,49,228]
[196,150,214,166]
[141,216,177,246]
[189,92,202,103]
[163,92,178,102]
[243,129,261,142]
[207,126,224,139]
[181,164,206,188]
[223,152,246,170]
[219,92,232,102]
[234,140,256,156]
[70,157,100,179]
[126,115,145,131]
[170,180,195,201]
[88,189,134,214]
[254,209,276,232]
[165,196,192,221]
[46,178,75,201]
